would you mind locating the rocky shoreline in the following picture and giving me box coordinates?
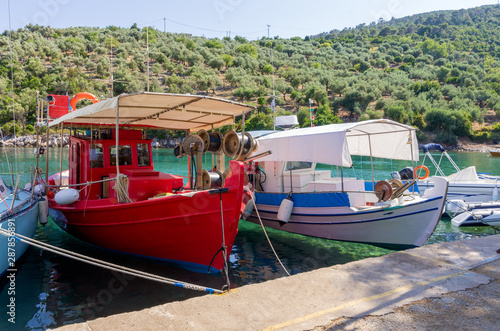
[0,134,498,152]
[0,134,182,148]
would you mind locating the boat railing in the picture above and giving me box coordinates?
[420,146,460,177]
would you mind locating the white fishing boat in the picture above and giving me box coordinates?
[416,143,500,206]
[243,119,448,249]
[0,176,40,276]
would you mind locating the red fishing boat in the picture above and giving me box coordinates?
[45,92,254,273]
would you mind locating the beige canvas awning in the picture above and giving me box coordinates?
[48,92,255,132]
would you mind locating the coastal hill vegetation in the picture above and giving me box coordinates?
[2,4,500,145]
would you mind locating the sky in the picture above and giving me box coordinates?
[1,0,498,39]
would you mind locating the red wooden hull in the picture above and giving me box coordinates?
[49,161,245,273]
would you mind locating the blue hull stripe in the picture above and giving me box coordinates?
[255,191,350,207]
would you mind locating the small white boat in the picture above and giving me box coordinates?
[244,119,448,249]
[451,208,499,227]
[446,199,500,218]
[0,176,39,276]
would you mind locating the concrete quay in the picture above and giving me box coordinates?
[57,234,500,330]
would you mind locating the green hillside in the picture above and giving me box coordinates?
[2,4,500,144]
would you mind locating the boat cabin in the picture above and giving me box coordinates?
[255,160,369,206]
[60,128,183,202]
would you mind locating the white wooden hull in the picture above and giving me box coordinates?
[248,178,448,249]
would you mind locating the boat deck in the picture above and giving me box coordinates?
[55,233,500,330]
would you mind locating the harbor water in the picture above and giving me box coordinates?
[0,147,497,330]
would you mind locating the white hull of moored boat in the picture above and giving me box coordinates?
[248,177,448,249]
[418,181,497,205]
[0,191,39,276]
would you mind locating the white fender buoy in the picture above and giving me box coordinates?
[493,182,498,201]
[242,199,255,220]
[34,184,45,196]
[277,195,293,224]
[38,197,48,226]
[24,182,32,190]
[54,188,79,205]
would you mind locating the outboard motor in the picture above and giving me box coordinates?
[391,171,401,180]
[398,167,414,180]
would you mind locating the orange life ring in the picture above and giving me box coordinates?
[70,92,99,111]
[415,165,430,180]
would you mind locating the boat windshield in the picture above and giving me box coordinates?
[137,143,151,167]
[110,145,132,166]
[285,161,313,171]
[90,144,104,168]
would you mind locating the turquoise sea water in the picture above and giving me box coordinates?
[0,147,497,330]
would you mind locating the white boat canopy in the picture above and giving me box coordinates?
[254,119,419,167]
[48,92,255,132]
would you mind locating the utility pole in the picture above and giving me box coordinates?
[267,24,270,39]
[309,99,313,127]
[387,73,390,94]
[482,56,485,82]
[164,17,166,33]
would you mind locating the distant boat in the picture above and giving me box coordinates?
[488,149,500,157]
[243,119,448,249]
[45,92,254,274]
[0,176,39,276]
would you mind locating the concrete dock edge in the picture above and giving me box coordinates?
[56,234,500,330]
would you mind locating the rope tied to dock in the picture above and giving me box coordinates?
[248,189,291,276]
[0,228,223,294]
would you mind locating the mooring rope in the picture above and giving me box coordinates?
[0,228,223,294]
[248,190,291,276]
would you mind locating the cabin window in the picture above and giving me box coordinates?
[90,144,104,168]
[110,145,133,166]
[137,143,151,167]
[71,144,75,162]
[285,161,313,171]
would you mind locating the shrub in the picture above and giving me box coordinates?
[435,132,458,145]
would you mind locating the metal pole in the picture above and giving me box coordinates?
[146,0,150,92]
[309,99,313,127]
[115,102,120,176]
[59,123,64,186]
[45,123,50,187]
[368,134,375,188]
[110,37,113,98]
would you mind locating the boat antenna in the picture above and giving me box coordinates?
[7,0,17,175]
[146,0,150,92]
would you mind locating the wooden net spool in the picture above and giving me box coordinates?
[198,129,223,154]
[374,180,393,202]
